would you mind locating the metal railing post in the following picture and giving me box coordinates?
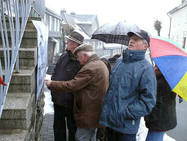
[0,0,33,118]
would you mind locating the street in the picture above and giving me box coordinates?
[167,96,187,141]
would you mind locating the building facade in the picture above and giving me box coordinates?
[60,10,122,58]
[44,8,62,65]
[168,1,187,51]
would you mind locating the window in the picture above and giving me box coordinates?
[185,10,187,23]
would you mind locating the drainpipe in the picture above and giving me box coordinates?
[167,13,172,39]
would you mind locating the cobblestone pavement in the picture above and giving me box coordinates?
[39,84,54,141]
[39,114,54,141]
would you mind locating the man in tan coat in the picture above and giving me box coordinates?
[45,44,109,141]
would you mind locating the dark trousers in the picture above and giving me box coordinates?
[105,128,136,141]
[117,132,136,141]
[104,127,117,141]
[53,104,76,141]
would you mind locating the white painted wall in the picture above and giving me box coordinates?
[170,4,187,51]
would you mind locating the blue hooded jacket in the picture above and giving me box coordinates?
[100,49,157,134]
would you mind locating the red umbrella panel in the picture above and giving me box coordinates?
[150,36,187,101]
[0,76,7,86]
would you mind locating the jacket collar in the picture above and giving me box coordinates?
[86,54,100,64]
[156,73,164,80]
[67,50,78,61]
[122,49,146,62]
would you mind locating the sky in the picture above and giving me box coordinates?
[45,0,182,37]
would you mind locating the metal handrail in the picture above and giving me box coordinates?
[0,0,33,118]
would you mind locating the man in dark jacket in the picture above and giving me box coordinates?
[51,30,84,141]
[100,30,157,141]
[145,65,177,141]
[45,44,109,141]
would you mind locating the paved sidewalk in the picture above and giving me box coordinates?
[39,84,54,141]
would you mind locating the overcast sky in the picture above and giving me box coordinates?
[45,0,182,37]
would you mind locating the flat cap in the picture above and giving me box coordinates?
[73,44,94,55]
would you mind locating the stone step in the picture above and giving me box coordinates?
[0,38,37,48]
[25,17,42,30]
[0,18,40,49]
[3,17,41,31]
[0,48,37,68]
[0,29,38,50]
[22,30,38,39]
[0,17,40,49]
[8,68,35,93]
[20,38,38,48]
[0,28,38,38]
[0,129,26,141]
[0,92,31,130]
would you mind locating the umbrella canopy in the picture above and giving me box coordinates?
[91,21,140,45]
[150,36,187,101]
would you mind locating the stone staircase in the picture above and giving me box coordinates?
[0,17,44,141]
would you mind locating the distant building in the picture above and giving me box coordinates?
[70,13,99,37]
[44,8,62,65]
[168,1,187,51]
[60,10,122,58]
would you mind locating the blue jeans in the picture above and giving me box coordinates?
[75,127,97,141]
[53,104,76,141]
[146,130,165,141]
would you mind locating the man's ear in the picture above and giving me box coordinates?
[143,44,149,50]
[73,42,78,47]
[83,53,87,58]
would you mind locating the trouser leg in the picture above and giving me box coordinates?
[146,130,165,141]
[66,107,76,141]
[75,127,97,141]
[53,104,66,141]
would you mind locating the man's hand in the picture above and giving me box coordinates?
[44,79,52,87]
[179,96,183,103]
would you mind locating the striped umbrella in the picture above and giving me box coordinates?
[150,36,187,101]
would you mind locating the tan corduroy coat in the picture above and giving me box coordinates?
[49,54,109,128]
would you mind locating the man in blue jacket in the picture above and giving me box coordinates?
[100,30,157,141]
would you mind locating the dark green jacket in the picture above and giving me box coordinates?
[145,74,177,131]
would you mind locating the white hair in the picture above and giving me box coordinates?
[80,51,94,57]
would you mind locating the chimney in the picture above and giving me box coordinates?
[70,11,76,15]
[60,9,66,16]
